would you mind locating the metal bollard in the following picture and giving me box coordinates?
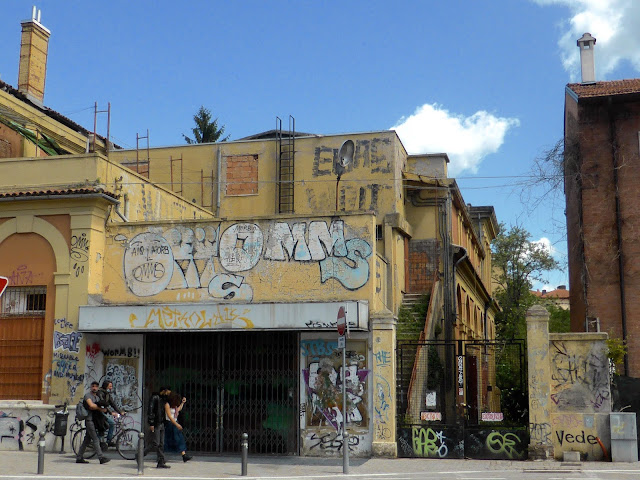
[343,431,349,474]
[241,432,248,476]
[37,431,46,475]
[137,431,145,475]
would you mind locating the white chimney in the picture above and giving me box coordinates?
[577,33,596,84]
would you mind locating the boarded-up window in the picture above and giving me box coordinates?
[0,286,46,399]
[226,155,258,196]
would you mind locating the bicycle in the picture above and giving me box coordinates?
[72,412,140,460]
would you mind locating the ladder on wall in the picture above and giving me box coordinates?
[276,116,295,214]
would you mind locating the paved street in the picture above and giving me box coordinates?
[0,451,639,480]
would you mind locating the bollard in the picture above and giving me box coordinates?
[343,431,349,474]
[137,431,145,475]
[37,431,46,475]
[241,432,248,476]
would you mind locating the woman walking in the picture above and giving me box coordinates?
[164,392,192,462]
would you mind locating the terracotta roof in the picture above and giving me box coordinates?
[567,79,640,98]
[532,287,570,300]
[0,187,118,200]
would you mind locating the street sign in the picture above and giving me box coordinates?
[337,336,346,349]
[0,276,7,297]
[337,306,346,336]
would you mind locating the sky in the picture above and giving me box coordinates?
[1,0,639,291]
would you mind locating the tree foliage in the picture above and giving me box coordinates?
[183,106,229,144]
[492,223,560,340]
[547,303,570,333]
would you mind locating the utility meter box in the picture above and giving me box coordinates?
[610,412,638,462]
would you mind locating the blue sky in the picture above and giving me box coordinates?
[1,0,639,291]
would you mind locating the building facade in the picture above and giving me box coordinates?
[0,12,498,456]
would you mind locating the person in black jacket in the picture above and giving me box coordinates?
[98,380,126,448]
[145,386,171,468]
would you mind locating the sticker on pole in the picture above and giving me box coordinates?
[337,306,346,336]
[0,276,7,297]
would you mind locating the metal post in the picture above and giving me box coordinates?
[241,432,248,476]
[137,432,145,475]
[342,344,349,474]
[37,431,45,474]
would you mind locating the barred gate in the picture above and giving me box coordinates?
[396,340,528,460]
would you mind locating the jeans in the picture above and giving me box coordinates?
[144,423,166,465]
[103,413,116,443]
[78,416,104,460]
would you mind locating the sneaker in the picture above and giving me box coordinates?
[100,442,108,451]
[76,458,89,464]
[157,463,171,469]
[99,457,110,464]
[182,454,192,462]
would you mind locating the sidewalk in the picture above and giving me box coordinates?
[0,450,639,479]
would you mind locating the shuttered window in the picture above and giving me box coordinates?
[0,287,46,399]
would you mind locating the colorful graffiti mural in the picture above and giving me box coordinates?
[301,339,369,429]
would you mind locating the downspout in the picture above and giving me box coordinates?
[216,148,222,217]
[607,97,629,375]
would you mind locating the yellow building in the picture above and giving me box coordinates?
[0,12,499,458]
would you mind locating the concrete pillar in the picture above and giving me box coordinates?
[526,304,554,459]
[371,312,397,457]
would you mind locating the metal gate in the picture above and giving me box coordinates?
[145,331,299,455]
[396,340,528,460]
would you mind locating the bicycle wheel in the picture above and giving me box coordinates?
[72,428,97,459]
[116,428,140,460]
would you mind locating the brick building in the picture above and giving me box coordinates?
[564,33,640,376]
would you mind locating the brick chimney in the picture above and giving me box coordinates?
[18,7,51,106]
[577,33,596,84]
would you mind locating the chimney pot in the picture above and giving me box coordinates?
[577,33,596,84]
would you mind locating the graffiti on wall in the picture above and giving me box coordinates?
[128,305,254,330]
[52,321,84,398]
[550,341,610,410]
[397,427,527,460]
[116,220,372,299]
[5,264,43,286]
[306,430,363,454]
[0,415,23,450]
[104,359,141,411]
[0,407,58,451]
[301,340,369,429]
[70,232,90,277]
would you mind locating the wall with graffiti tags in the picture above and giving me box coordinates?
[102,216,375,305]
[527,305,612,461]
[299,333,372,456]
[0,403,67,452]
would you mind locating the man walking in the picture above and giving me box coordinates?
[146,386,170,468]
[76,381,110,464]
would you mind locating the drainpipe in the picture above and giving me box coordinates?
[608,97,629,376]
[216,148,222,217]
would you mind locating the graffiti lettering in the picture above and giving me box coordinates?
[6,265,40,285]
[486,432,524,459]
[129,305,254,330]
[412,427,448,458]
[300,340,339,358]
[319,238,372,290]
[555,430,599,446]
[53,331,82,353]
[529,422,552,445]
[54,317,73,329]
[308,431,360,452]
[374,350,391,367]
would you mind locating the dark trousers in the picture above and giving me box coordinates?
[145,423,166,465]
[78,416,104,460]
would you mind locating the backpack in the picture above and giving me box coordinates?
[76,400,89,420]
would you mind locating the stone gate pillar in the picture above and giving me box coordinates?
[526,304,553,459]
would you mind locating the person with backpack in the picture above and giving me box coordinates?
[76,381,110,464]
[145,386,171,468]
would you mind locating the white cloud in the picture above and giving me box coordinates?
[533,236,557,256]
[391,103,519,177]
[533,0,640,80]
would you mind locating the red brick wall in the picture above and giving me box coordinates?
[407,239,439,293]
[566,94,640,376]
[225,155,258,196]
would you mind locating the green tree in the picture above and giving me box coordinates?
[492,223,560,340]
[183,106,229,144]
[547,303,570,333]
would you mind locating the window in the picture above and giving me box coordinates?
[376,224,383,241]
[225,155,258,196]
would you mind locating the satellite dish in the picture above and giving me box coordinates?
[338,140,354,167]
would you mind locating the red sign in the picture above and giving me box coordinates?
[337,306,346,336]
[0,276,7,297]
